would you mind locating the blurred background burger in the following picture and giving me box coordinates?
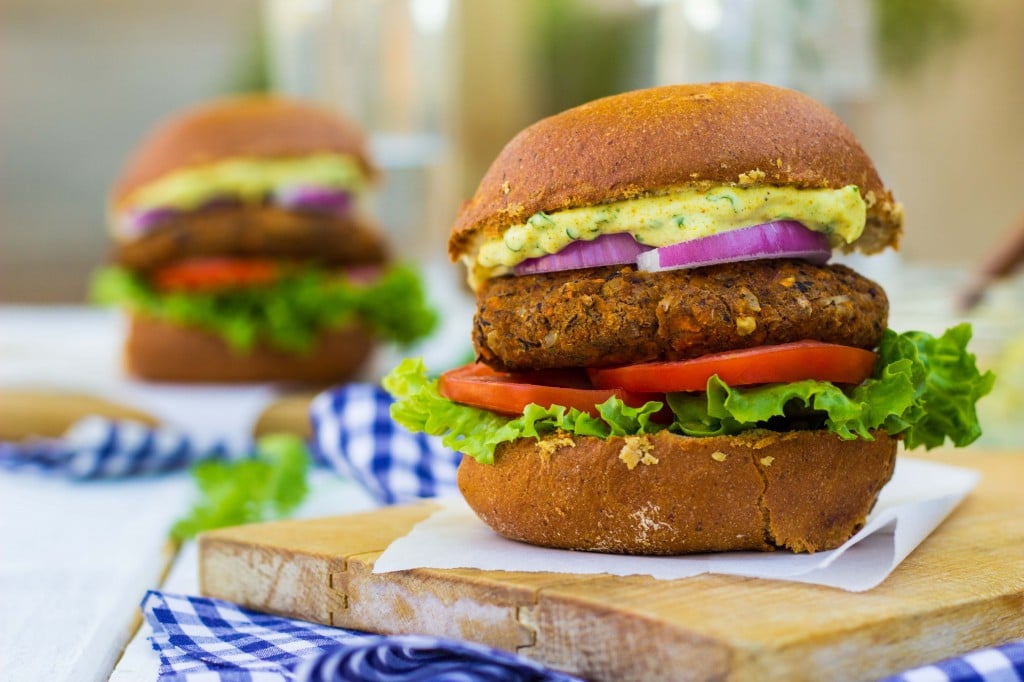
[92,96,436,382]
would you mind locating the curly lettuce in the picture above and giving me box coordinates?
[382,358,664,464]
[384,325,993,464]
[92,264,437,353]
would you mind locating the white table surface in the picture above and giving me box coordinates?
[107,474,378,682]
[0,468,377,682]
[0,473,192,682]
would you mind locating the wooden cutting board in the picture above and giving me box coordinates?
[199,450,1024,682]
[0,388,315,441]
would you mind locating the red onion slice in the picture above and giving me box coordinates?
[118,187,351,238]
[119,197,243,236]
[274,185,351,215]
[514,233,652,276]
[343,264,385,285]
[636,221,831,273]
[119,206,181,236]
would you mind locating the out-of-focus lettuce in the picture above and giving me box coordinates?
[384,325,994,464]
[170,434,311,541]
[92,264,436,352]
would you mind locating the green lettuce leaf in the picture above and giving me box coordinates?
[170,434,311,541]
[880,324,996,448]
[383,326,994,464]
[672,325,993,447]
[382,358,664,464]
[91,264,437,352]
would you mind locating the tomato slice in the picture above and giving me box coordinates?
[588,341,877,393]
[439,363,654,417]
[153,258,280,293]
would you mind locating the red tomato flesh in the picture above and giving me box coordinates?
[438,363,655,417]
[588,341,877,393]
[153,258,280,293]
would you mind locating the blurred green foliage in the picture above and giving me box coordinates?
[235,1,973,108]
[873,0,972,78]
[170,434,311,541]
[227,21,270,94]
[529,0,655,117]
[527,0,974,111]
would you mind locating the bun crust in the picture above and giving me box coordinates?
[114,96,376,207]
[124,315,374,384]
[457,429,897,555]
[449,82,901,261]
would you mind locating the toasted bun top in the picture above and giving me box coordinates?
[113,96,376,206]
[449,82,901,260]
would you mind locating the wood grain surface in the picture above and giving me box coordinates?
[199,450,1024,682]
[0,388,316,441]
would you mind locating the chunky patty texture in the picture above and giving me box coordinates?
[115,205,388,272]
[473,261,888,371]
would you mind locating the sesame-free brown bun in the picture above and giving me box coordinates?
[449,82,902,261]
[124,315,374,384]
[457,429,897,555]
[113,96,376,208]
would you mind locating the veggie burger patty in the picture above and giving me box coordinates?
[114,204,389,273]
[474,260,888,371]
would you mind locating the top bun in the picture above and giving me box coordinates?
[449,82,901,260]
[113,96,376,208]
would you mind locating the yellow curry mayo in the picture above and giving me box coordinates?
[465,185,866,287]
[113,153,368,234]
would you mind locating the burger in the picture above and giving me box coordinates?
[93,96,435,383]
[384,82,992,554]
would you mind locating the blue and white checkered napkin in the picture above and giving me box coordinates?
[310,383,461,504]
[0,383,460,505]
[0,415,238,479]
[143,590,581,682]
[881,642,1024,682]
[144,589,1024,682]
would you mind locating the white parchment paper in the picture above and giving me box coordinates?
[373,458,979,592]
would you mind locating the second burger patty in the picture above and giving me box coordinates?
[474,260,888,371]
[115,204,389,273]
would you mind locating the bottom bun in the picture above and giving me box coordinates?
[124,315,374,383]
[457,429,897,555]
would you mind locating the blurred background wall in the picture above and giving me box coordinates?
[1,0,264,302]
[2,0,1021,302]
[857,0,1024,265]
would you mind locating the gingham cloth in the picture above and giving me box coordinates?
[145,586,1024,682]
[310,383,462,504]
[143,590,581,682]
[881,644,1024,682]
[0,383,459,506]
[0,415,238,479]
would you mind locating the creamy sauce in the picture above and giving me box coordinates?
[119,153,367,213]
[467,185,866,286]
